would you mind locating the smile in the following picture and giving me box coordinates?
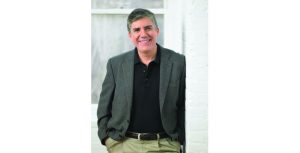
[138,39,150,42]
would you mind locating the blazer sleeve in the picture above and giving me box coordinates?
[178,56,186,145]
[97,59,115,145]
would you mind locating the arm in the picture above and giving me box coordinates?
[177,56,186,145]
[97,59,115,145]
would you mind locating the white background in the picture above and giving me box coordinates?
[0,0,300,153]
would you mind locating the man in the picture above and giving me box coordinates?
[97,8,186,153]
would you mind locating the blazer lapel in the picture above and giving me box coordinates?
[121,47,172,112]
[159,48,173,112]
[122,51,134,108]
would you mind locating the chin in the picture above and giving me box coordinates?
[137,46,154,52]
[137,43,156,51]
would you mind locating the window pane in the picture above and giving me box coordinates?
[92,0,164,9]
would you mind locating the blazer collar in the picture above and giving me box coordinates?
[121,44,173,113]
[122,51,134,108]
[159,46,173,112]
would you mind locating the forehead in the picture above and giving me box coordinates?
[130,17,155,28]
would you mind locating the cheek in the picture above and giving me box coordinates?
[131,35,139,40]
[130,37,138,44]
[150,32,158,38]
[129,35,136,40]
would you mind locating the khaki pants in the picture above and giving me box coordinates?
[105,137,180,153]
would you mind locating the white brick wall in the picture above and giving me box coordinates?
[91,105,107,153]
[184,0,208,153]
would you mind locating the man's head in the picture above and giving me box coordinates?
[127,8,159,53]
[127,8,158,32]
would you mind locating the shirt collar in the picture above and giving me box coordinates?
[134,44,161,65]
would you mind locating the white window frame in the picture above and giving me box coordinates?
[91,8,164,15]
[91,0,184,54]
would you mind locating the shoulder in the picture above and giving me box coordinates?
[107,50,134,65]
[161,46,185,64]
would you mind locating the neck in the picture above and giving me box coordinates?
[137,46,157,66]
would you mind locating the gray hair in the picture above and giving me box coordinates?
[127,8,158,32]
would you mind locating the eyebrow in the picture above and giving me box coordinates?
[132,25,154,31]
[144,25,153,29]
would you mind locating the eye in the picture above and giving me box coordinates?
[145,26,152,31]
[133,28,140,33]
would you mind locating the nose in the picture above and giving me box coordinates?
[140,29,147,37]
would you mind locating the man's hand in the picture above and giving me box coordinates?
[104,137,109,146]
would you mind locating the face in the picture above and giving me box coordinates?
[128,17,159,53]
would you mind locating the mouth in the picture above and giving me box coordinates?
[138,38,151,45]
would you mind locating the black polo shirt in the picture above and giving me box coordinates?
[127,47,165,133]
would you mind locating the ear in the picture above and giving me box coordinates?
[128,32,132,39]
[156,27,160,35]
